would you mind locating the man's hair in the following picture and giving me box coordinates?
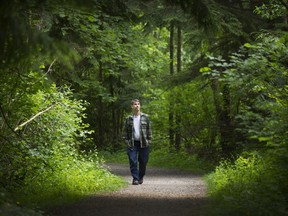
[131,99,140,105]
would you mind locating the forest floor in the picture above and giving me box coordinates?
[46,163,210,216]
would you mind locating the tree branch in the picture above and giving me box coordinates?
[14,104,56,131]
[45,58,57,75]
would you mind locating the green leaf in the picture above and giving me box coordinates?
[199,67,211,73]
[87,15,96,22]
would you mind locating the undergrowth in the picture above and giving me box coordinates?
[0,85,127,216]
[17,157,126,207]
[1,154,126,216]
[206,152,288,216]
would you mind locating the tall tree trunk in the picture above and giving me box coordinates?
[116,109,122,148]
[175,24,182,151]
[110,76,117,149]
[211,80,235,158]
[98,60,103,147]
[220,84,235,157]
[169,21,175,149]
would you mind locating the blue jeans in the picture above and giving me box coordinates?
[127,141,149,181]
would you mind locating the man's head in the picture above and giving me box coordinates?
[131,99,141,115]
[131,99,140,105]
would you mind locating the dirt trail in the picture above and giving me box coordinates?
[47,163,209,216]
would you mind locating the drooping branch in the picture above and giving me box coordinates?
[14,104,56,131]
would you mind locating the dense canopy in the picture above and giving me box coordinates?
[0,0,287,215]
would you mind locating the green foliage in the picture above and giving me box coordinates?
[149,148,213,174]
[254,0,287,20]
[99,150,128,164]
[0,73,123,206]
[206,152,288,215]
[1,1,288,215]
[15,154,126,207]
[42,2,171,147]
[144,78,220,159]
[0,66,125,213]
[199,31,288,150]
[202,27,288,216]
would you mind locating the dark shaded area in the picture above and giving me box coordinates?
[47,196,208,216]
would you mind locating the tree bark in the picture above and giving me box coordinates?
[169,21,175,149]
[211,80,235,158]
[175,24,182,151]
[98,60,103,147]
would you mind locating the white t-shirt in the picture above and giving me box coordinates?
[133,115,141,141]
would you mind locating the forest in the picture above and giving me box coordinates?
[0,0,287,215]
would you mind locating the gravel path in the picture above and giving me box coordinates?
[47,163,209,216]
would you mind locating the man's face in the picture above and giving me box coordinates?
[131,101,140,113]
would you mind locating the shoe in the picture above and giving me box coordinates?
[132,180,139,185]
[138,179,143,184]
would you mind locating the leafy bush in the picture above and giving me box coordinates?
[15,154,126,207]
[205,32,288,215]
[206,152,287,215]
[0,71,126,214]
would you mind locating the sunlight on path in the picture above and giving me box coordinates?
[105,163,207,199]
[48,163,208,216]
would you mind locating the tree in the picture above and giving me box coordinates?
[169,21,175,148]
[158,0,271,158]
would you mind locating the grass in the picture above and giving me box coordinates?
[205,152,288,216]
[15,160,126,208]
[1,155,127,216]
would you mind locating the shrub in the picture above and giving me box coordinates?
[206,152,287,215]
[0,82,126,214]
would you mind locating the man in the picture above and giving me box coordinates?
[122,99,152,185]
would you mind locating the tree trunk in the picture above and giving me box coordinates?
[97,60,103,147]
[175,24,182,151]
[169,21,175,149]
[110,77,117,148]
[211,80,235,158]
[220,84,236,157]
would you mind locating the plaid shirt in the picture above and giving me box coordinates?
[122,113,152,148]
